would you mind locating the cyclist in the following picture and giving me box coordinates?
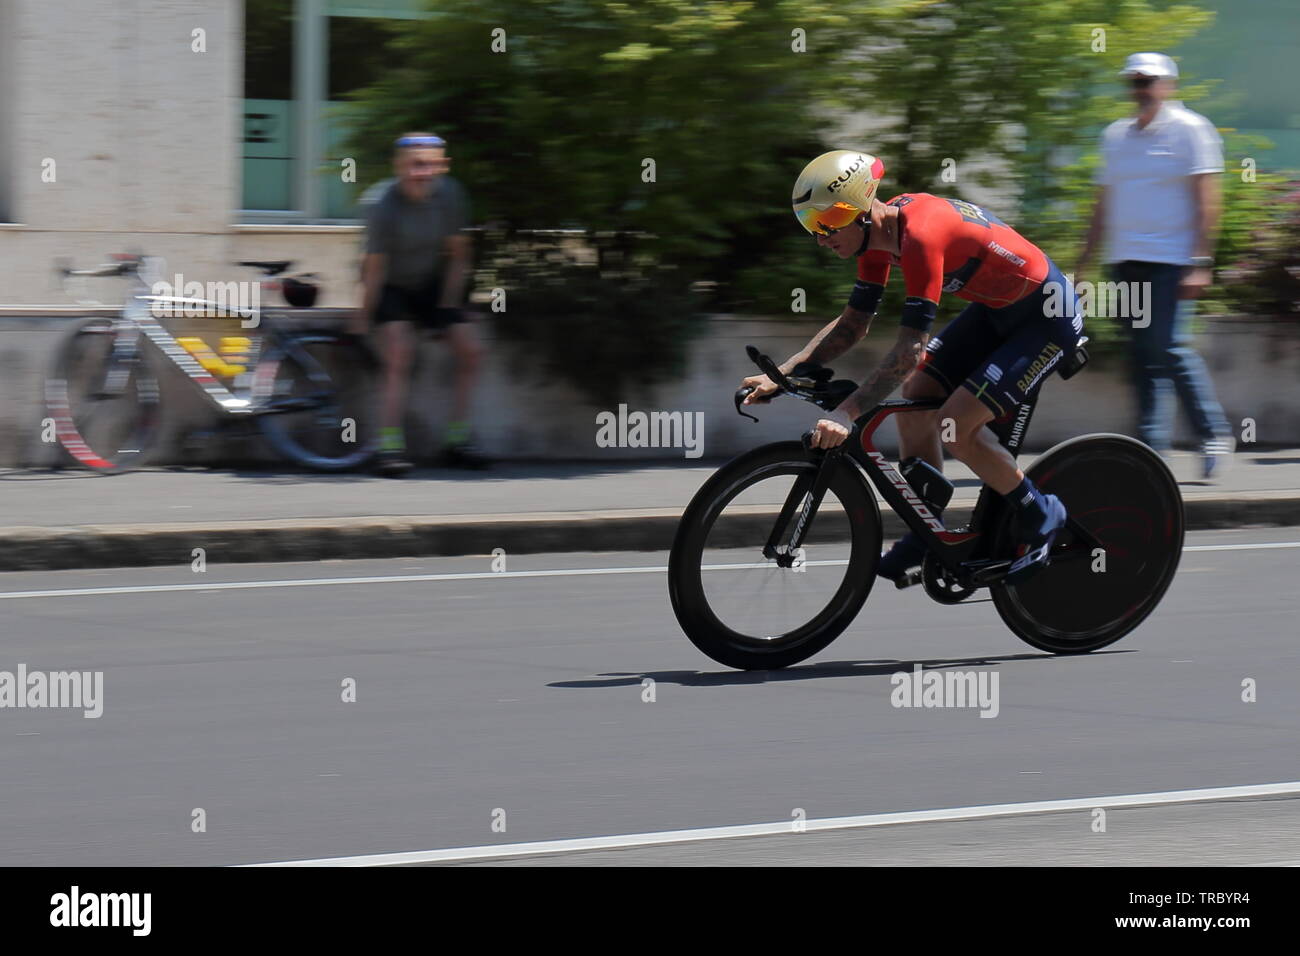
[741,150,1082,584]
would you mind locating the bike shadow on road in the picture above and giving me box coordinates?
[550,649,1134,689]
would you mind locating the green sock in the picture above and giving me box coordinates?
[444,421,470,446]
[381,426,405,453]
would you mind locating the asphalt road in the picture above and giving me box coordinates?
[0,527,1296,866]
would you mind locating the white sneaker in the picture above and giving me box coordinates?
[1199,435,1236,481]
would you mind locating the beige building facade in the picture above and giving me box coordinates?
[0,0,369,309]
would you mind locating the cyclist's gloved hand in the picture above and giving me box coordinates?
[809,408,854,449]
[739,374,779,404]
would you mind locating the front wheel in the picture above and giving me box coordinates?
[668,442,882,670]
[255,332,379,471]
[45,318,160,472]
[991,434,1184,653]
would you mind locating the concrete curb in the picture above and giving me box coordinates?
[0,491,1296,572]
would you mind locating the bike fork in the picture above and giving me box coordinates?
[763,449,840,566]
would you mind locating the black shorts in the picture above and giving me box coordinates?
[918,260,1083,420]
[374,281,466,330]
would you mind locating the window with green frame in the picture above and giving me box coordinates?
[241,0,426,220]
[243,0,296,212]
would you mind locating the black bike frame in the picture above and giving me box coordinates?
[777,371,1102,583]
[844,396,1023,574]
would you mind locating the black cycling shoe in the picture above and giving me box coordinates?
[1004,493,1067,585]
[375,450,414,477]
[877,532,928,581]
[441,441,491,470]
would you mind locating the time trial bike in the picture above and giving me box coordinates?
[45,255,378,473]
[668,341,1184,670]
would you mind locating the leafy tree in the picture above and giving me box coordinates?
[339,0,1289,396]
[341,0,925,399]
[343,0,913,294]
[845,1,1220,339]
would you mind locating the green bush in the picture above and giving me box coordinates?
[344,0,852,287]
[343,0,1295,398]
[479,231,703,407]
[1210,176,1300,319]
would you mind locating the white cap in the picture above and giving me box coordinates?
[1119,52,1178,78]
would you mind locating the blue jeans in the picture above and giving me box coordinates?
[1110,261,1229,451]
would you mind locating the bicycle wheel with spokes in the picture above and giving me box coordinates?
[991,433,1183,653]
[45,318,160,472]
[668,441,882,670]
[255,332,378,471]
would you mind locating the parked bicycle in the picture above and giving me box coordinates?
[668,340,1184,670]
[45,255,378,472]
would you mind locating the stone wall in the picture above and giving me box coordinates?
[0,312,1294,468]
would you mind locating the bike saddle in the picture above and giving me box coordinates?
[281,275,319,307]
[237,260,294,276]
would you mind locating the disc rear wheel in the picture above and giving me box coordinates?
[991,434,1183,653]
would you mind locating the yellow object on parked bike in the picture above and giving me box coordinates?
[177,336,246,377]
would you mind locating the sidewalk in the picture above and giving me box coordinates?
[1,448,1297,571]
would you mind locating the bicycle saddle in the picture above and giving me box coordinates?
[237,260,294,276]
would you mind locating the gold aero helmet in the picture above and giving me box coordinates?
[792,150,886,236]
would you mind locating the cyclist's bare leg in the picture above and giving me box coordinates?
[897,369,946,470]
[939,388,1022,494]
[443,322,483,424]
[380,319,416,433]
[877,369,953,576]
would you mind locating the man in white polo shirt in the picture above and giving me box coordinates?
[1077,52,1234,479]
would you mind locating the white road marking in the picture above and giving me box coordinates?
[0,564,704,600]
[0,541,1294,602]
[242,779,1300,867]
[1183,542,1300,552]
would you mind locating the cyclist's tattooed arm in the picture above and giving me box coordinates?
[836,326,929,420]
[779,306,873,374]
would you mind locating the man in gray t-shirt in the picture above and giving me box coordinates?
[352,132,485,474]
